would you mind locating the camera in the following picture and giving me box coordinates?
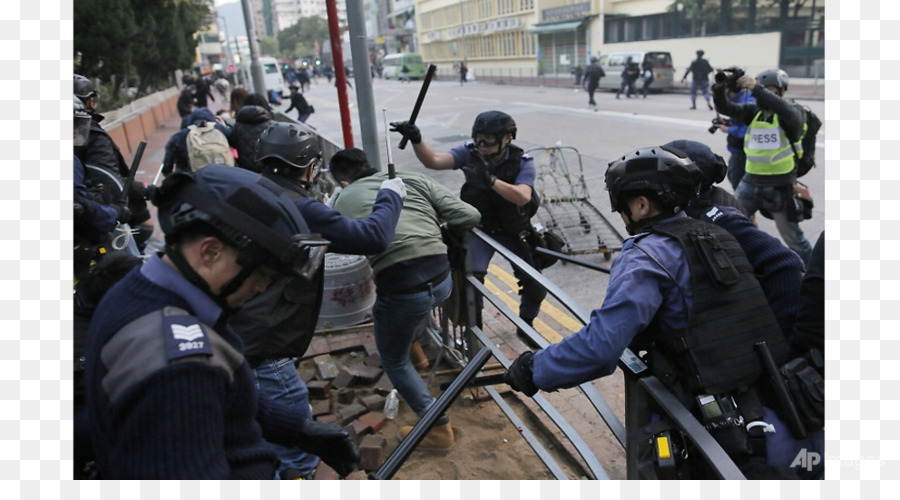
[714,66,745,92]
[708,117,730,134]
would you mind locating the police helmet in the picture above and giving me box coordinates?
[605,146,703,214]
[662,140,726,193]
[74,96,92,147]
[756,68,789,92]
[256,122,322,175]
[472,110,517,140]
[153,165,328,282]
[590,57,598,63]
[696,49,705,56]
[74,74,99,101]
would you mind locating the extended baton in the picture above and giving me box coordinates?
[120,140,146,207]
[383,109,395,179]
[398,64,437,150]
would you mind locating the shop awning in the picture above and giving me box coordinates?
[530,17,588,35]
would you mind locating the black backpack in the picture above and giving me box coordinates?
[790,104,822,177]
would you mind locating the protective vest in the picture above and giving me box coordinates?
[228,179,325,366]
[743,111,802,176]
[460,144,534,236]
[631,217,791,398]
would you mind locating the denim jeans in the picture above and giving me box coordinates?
[691,79,711,105]
[254,358,318,478]
[735,180,813,265]
[373,273,453,417]
[470,232,547,323]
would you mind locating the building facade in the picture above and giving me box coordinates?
[414,0,824,81]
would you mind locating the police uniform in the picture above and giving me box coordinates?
[85,255,294,478]
[449,142,547,325]
[531,212,823,478]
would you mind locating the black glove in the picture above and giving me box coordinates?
[389,120,422,144]
[113,203,131,223]
[295,420,359,477]
[505,351,539,397]
[461,150,496,189]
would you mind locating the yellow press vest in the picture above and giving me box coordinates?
[743,111,802,176]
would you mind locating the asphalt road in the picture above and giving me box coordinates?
[281,76,825,327]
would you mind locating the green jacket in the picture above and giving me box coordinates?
[333,171,480,276]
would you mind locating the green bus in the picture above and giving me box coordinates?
[382,52,425,80]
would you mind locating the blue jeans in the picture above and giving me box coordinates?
[470,232,546,323]
[691,79,711,105]
[373,273,453,417]
[254,358,318,478]
[735,180,813,264]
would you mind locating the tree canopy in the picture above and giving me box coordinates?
[276,16,329,59]
[75,0,212,99]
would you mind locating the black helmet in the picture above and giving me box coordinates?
[605,146,703,214]
[590,57,598,63]
[73,74,98,100]
[756,68,789,92]
[662,139,726,193]
[153,165,328,289]
[472,110,516,140]
[696,49,705,56]
[256,122,322,175]
[74,96,92,147]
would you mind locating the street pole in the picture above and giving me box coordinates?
[326,0,354,148]
[346,0,380,169]
[241,0,268,98]
[218,16,233,69]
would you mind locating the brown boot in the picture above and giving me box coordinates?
[399,421,454,449]
[409,341,429,371]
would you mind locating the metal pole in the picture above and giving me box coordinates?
[326,0,354,148]
[240,0,267,98]
[369,346,493,480]
[218,17,232,67]
[347,0,380,168]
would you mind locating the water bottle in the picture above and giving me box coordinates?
[384,389,400,420]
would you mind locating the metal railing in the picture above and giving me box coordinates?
[371,226,745,479]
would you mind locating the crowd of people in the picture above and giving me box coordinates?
[72,59,823,480]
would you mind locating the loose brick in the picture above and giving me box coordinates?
[373,372,394,395]
[315,413,337,424]
[310,398,331,417]
[303,337,330,359]
[298,369,316,384]
[306,380,331,400]
[358,394,385,412]
[331,369,356,389]
[313,354,341,380]
[363,352,381,368]
[362,341,378,357]
[345,419,371,441]
[337,403,367,425]
[315,461,339,480]
[346,364,383,384]
[358,411,388,434]
[358,434,386,471]
[337,389,357,405]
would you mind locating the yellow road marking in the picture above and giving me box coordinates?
[483,276,565,344]
[487,263,584,333]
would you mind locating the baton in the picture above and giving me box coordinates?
[398,64,437,150]
[756,341,807,439]
[120,140,146,207]
[383,109,395,179]
[152,163,165,186]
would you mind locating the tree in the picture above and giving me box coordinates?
[259,36,280,57]
[74,0,138,99]
[277,17,329,59]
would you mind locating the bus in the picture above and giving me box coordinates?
[382,52,426,80]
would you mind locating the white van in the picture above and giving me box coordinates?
[240,56,290,98]
[597,51,674,91]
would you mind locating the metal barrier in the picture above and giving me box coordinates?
[370,225,745,479]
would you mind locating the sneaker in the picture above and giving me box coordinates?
[690,105,697,110]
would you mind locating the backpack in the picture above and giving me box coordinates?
[790,104,822,177]
[186,122,234,172]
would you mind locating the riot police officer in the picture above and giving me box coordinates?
[84,165,359,479]
[504,146,823,479]
[390,111,547,339]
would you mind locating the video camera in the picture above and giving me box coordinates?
[708,116,731,134]
[714,66,745,92]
